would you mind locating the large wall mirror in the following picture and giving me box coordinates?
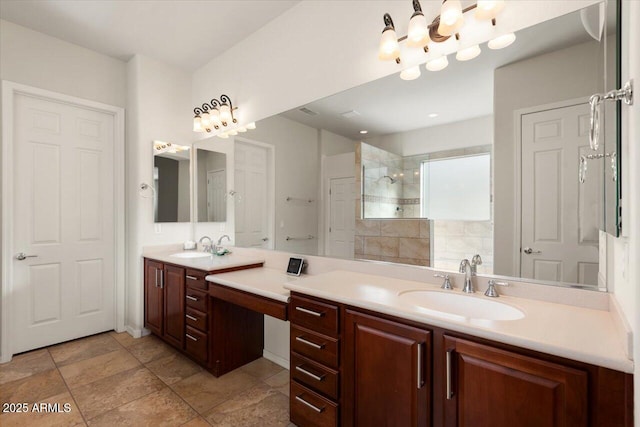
[228,1,620,291]
[153,140,191,223]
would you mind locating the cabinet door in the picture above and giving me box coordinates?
[344,310,431,427]
[163,265,185,348]
[144,260,163,336]
[443,336,588,427]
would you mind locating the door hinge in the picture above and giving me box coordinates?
[618,203,623,233]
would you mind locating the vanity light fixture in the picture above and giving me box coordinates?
[153,141,190,155]
[193,94,238,133]
[378,0,511,77]
[360,130,369,134]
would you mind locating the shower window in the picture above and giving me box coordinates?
[421,153,491,220]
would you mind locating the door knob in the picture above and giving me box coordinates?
[262,237,269,242]
[15,252,38,261]
[523,247,541,255]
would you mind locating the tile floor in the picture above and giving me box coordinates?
[0,331,294,426]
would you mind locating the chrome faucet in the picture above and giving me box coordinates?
[459,259,474,293]
[199,235,214,253]
[215,235,231,253]
[471,254,482,275]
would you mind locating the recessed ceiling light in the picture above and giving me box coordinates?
[428,113,439,118]
[360,130,368,134]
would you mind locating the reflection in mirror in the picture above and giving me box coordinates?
[231,2,618,290]
[195,148,227,222]
[153,141,190,223]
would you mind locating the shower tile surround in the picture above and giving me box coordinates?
[356,142,493,269]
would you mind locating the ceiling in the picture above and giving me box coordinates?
[281,3,614,139]
[0,0,299,70]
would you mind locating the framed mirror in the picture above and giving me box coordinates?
[228,1,619,291]
[152,140,191,223]
[194,146,227,223]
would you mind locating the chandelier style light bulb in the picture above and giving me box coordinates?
[378,13,401,62]
[407,0,430,48]
[400,66,421,80]
[426,55,449,71]
[438,0,464,37]
[488,32,516,49]
[193,116,204,132]
[456,44,481,61]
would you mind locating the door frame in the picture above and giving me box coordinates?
[1,81,126,362]
[234,136,276,250]
[513,96,589,278]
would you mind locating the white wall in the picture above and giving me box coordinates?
[364,115,493,156]
[125,54,194,334]
[0,20,126,107]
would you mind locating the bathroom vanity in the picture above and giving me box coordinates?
[143,252,269,376]
[285,271,633,427]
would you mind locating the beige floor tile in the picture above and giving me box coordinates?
[203,383,290,427]
[0,391,86,427]
[181,417,212,427]
[88,388,196,427]
[49,333,123,367]
[146,352,202,385]
[71,366,165,420]
[0,349,56,385]
[0,368,67,403]
[59,349,140,389]
[263,370,290,397]
[109,331,139,347]
[240,358,284,381]
[127,335,177,364]
[171,370,259,414]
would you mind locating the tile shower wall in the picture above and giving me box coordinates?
[355,143,431,266]
[361,143,404,218]
[432,220,494,274]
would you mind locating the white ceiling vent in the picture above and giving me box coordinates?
[299,107,319,116]
[340,110,361,119]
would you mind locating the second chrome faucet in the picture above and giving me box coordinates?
[459,254,482,293]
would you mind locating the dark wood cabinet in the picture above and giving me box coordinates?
[163,265,185,348]
[442,335,588,427]
[144,260,185,349]
[343,309,431,427]
[144,259,164,336]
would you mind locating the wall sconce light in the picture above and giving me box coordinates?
[193,94,238,132]
[380,0,515,77]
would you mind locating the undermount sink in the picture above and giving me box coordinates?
[398,290,524,321]
[170,252,212,259]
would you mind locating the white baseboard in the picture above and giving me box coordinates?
[125,326,150,339]
[263,349,290,370]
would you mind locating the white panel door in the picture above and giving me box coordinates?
[207,169,226,222]
[234,142,270,248]
[12,93,115,353]
[521,103,600,286]
[328,177,356,258]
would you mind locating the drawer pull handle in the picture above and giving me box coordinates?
[186,275,199,280]
[446,348,454,400]
[186,314,198,321]
[295,395,324,413]
[186,295,199,301]
[295,336,324,349]
[295,365,325,381]
[295,306,324,317]
[186,334,198,342]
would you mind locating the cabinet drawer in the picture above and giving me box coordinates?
[291,381,338,427]
[185,269,207,290]
[185,326,208,363]
[185,287,207,312]
[291,325,339,368]
[291,296,339,337]
[185,307,207,332]
[291,352,339,400]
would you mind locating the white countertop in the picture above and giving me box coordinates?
[144,250,265,272]
[284,270,634,373]
[205,267,294,303]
